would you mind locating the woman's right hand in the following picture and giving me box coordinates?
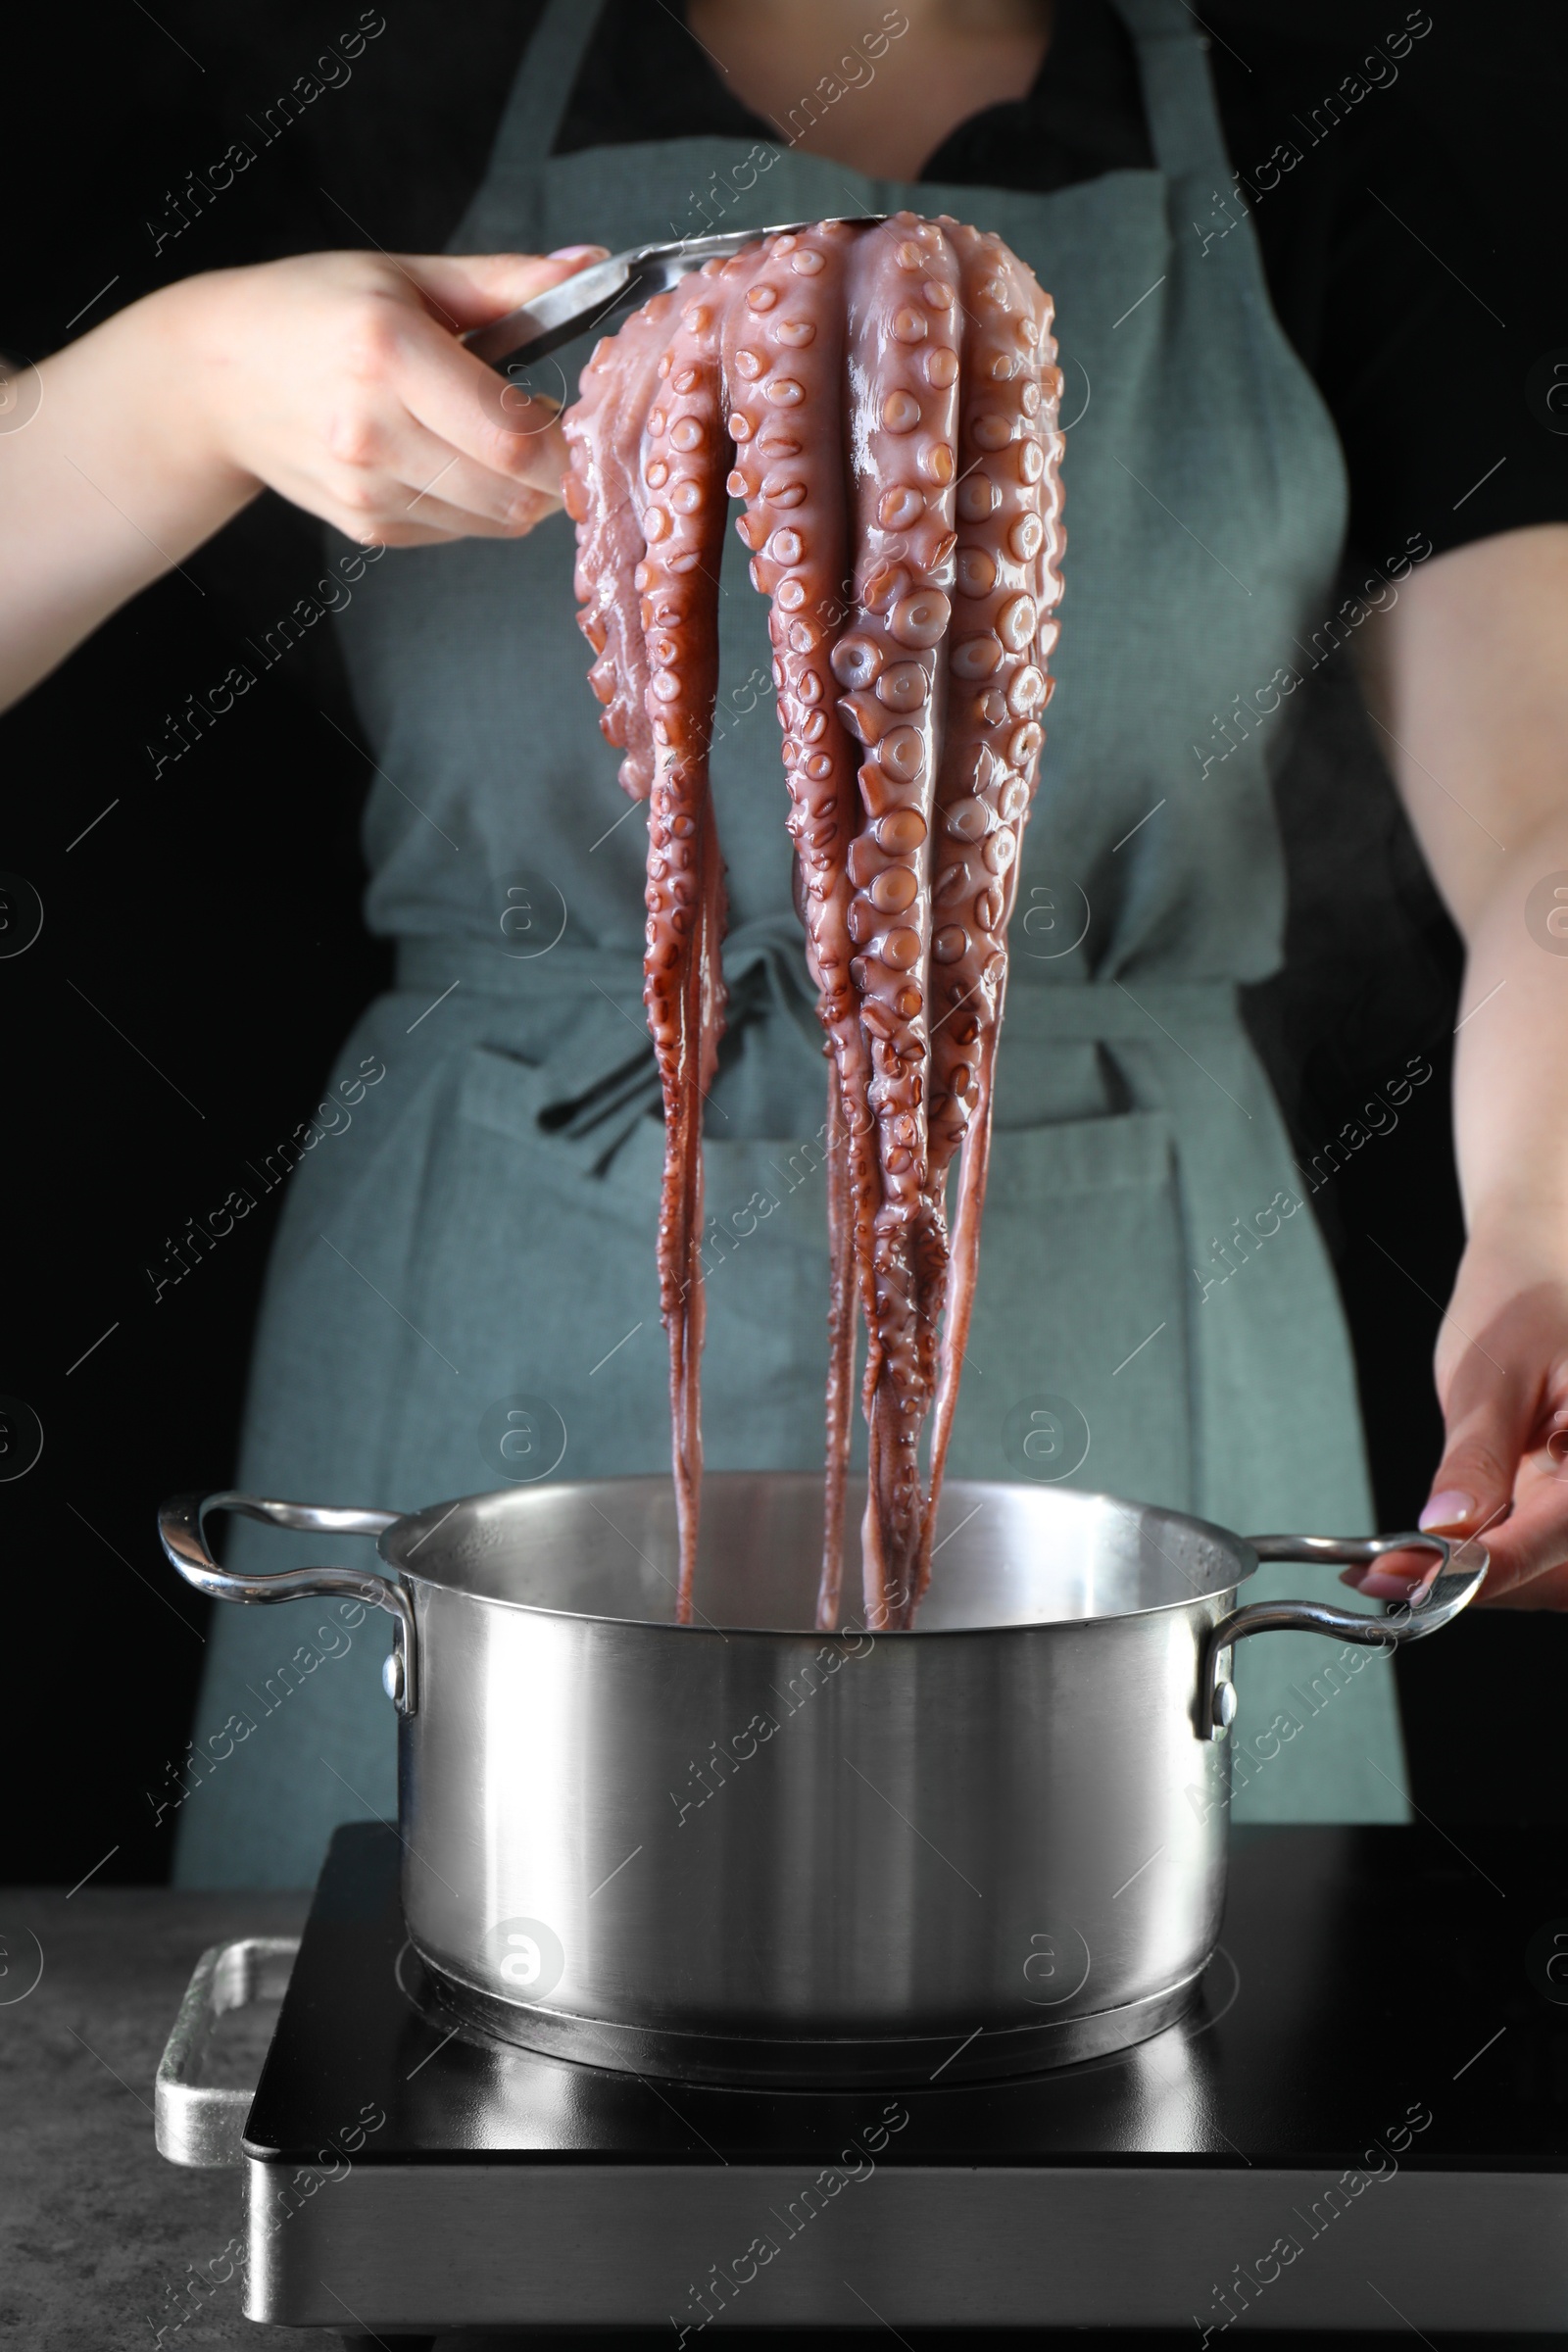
[164,246,607,546]
[0,244,607,710]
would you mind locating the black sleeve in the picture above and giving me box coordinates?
[1206,3,1568,565]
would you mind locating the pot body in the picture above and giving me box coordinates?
[389,1474,1241,2083]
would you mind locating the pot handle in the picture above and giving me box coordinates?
[1198,1530,1488,1741]
[156,1936,299,2169]
[158,1490,417,1716]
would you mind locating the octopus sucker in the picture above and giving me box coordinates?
[564,214,1064,1629]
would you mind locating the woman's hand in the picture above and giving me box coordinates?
[166,247,604,546]
[0,244,605,709]
[1348,1225,1568,1604]
[1348,524,1568,1609]
[1425,1228,1568,1601]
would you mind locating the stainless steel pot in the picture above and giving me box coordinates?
[160,1475,1484,2086]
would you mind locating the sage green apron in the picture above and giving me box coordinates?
[175,0,1408,1888]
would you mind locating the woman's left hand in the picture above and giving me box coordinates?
[1347,524,1568,1613]
[1346,1223,1568,1606]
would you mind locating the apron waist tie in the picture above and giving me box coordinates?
[396,937,1241,1044]
[396,934,1241,1037]
[395,922,830,1163]
[395,918,824,1058]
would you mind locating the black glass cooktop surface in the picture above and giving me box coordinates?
[244,1821,1568,2173]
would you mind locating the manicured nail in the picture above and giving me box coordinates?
[1355,1569,1425,1601]
[549,244,610,262]
[1419,1490,1475,1531]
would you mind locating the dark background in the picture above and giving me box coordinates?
[4,1,1566,1884]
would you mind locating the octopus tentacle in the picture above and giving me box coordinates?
[633,278,732,1618]
[838,215,961,1628]
[719,221,880,1627]
[918,228,1064,1595]
[819,1073,856,1629]
[563,298,677,799]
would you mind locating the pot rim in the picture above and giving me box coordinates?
[378,1471,1255,1641]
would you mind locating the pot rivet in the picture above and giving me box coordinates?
[382,1650,405,1705]
[1212,1678,1237,1732]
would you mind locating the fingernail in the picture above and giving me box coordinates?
[1419,1490,1475,1531]
[1354,1569,1424,1601]
[549,244,610,262]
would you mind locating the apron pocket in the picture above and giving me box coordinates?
[458,1038,667,1202]
[442,1054,1190,1506]
[441,1045,842,1482]
[944,1107,1193,1511]
[375,1042,668,1493]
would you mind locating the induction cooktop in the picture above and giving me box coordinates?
[158,1820,1568,2337]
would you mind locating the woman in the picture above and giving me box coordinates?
[7,0,1566,1885]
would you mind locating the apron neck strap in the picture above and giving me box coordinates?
[1110,0,1232,183]
[483,0,608,179]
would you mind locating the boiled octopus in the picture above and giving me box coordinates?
[562,214,1064,1632]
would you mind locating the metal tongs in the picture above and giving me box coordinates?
[463,215,890,375]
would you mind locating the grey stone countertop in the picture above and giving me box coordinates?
[0,1885,312,2352]
[0,1886,655,2351]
